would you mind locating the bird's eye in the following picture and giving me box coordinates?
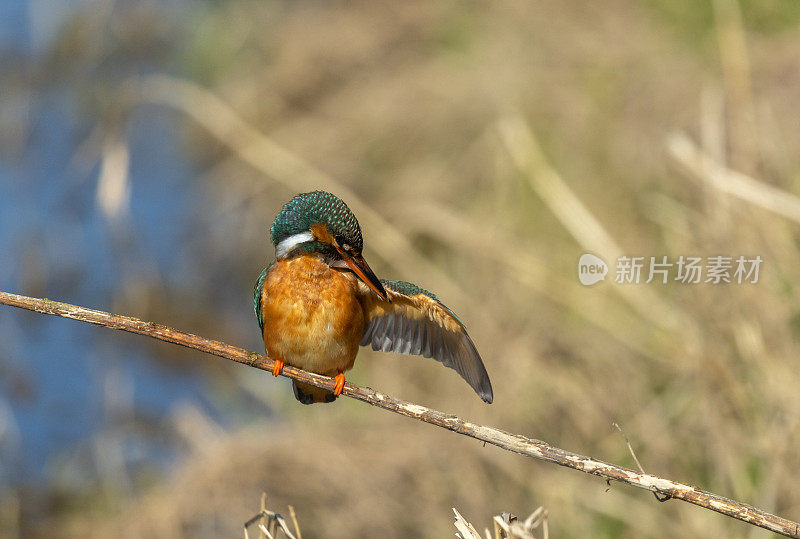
[342,243,351,251]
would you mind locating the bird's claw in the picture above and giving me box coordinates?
[333,371,345,396]
[272,359,284,377]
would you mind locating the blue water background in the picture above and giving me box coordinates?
[0,0,269,489]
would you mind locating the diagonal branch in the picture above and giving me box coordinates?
[0,291,797,538]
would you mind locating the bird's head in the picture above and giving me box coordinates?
[270,191,389,301]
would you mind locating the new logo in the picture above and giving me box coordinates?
[578,253,608,286]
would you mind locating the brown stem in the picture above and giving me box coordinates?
[1,291,797,538]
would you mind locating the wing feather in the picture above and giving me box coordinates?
[410,322,423,356]
[394,315,408,354]
[360,318,375,346]
[400,319,415,355]
[382,314,395,352]
[372,316,386,348]
[253,264,271,332]
[419,322,431,358]
[359,279,493,403]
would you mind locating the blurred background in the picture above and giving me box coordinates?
[1,0,799,536]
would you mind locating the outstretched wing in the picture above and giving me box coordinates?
[253,263,272,332]
[360,279,493,403]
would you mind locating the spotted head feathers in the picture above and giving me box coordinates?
[270,191,363,254]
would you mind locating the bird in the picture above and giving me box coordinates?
[253,190,493,405]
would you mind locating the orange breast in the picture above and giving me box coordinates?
[260,255,365,375]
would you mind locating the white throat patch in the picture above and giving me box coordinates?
[275,231,314,259]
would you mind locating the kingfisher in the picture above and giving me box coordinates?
[253,191,493,405]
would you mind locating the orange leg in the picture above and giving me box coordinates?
[272,359,285,377]
[333,370,346,396]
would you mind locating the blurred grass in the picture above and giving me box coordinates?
[4,0,800,537]
[646,0,800,41]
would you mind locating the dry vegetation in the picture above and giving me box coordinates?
[5,0,800,536]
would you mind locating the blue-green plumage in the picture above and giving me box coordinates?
[253,263,271,332]
[379,279,437,299]
[270,191,362,250]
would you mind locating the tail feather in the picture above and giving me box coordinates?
[292,381,338,404]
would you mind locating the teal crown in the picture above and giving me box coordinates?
[270,191,363,251]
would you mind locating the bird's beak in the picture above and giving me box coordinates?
[337,249,389,302]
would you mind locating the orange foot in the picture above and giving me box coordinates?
[272,359,285,377]
[333,370,346,396]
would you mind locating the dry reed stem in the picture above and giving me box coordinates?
[711,0,758,172]
[287,506,301,539]
[243,493,298,539]
[492,506,548,539]
[1,291,798,537]
[453,508,482,539]
[668,132,800,224]
[613,423,645,476]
